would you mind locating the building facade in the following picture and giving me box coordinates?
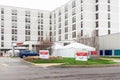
[0,6,51,53]
[0,0,119,53]
[52,0,119,41]
[99,33,120,56]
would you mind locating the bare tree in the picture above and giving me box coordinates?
[91,30,99,51]
[36,36,54,55]
[76,30,99,51]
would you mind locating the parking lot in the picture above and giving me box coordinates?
[0,57,120,80]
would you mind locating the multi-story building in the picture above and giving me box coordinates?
[0,0,119,53]
[52,0,119,41]
[0,6,51,53]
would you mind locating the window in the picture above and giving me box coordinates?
[1,15,4,21]
[1,35,4,40]
[41,19,43,24]
[25,24,30,29]
[65,27,68,33]
[65,5,68,12]
[108,13,110,20]
[25,17,30,23]
[108,30,111,34]
[96,0,98,3]
[1,28,4,34]
[72,32,76,38]
[12,29,17,34]
[108,5,110,11]
[38,12,40,18]
[108,0,110,3]
[12,16,17,22]
[54,31,56,36]
[41,31,43,36]
[81,22,83,28]
[25,11,30,16]
[49,14,52,19]
[81,5,83,11]
[40,37,43,41]
[38,31,40,35]
[59,17,61,22]
[12,35,17,41]
[49,32,52,36]
[50,20,52,24]
[65,34,68,40]
[72,8,76,15]
[1,8,4,14]
[96,21,99,28]
[25,36,30,41]
[12,23,17,28]
[81,30,83,36]
[59,23,61,28]
[25,30,30,35]
[72,16,76,23]
[12,9,17,15]
[1,42,4,47]
[72,24,76,30]
[81,13,83,20]
[72,0,76,8]
[50,26,52,30]
[81,0,83,3]
[59,10,61,16]
[59,29,61,34]
[59,36,61,41]
[96,5,99,11]
[108,21,111,28]
[65,13,68,19]
[38,19,40,24]
[96,13,99,19]
[96,30,99,36]
[65,20,68,26]
[1,21,4,27]
[41,13,43,18]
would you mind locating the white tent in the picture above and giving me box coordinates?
[52,42,95,58]
[52,43,63,56]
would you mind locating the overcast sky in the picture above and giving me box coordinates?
[0,0,70,11]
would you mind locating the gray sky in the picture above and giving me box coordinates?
[0,0,70,11]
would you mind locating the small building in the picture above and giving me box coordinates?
[99,33,120,56]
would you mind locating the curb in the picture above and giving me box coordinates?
[20,59,120,68]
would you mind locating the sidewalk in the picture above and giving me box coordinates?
[101,58,120,62]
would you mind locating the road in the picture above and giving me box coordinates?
[0,57,120,80]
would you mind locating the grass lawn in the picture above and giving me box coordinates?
[30,58,117,66]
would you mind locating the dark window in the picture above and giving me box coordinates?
[108,5,110,11]
[72,24,76,30]
[96,5,99,11]
[108,30,111,34]
[96,21,99,28]
[96,0,98,3]
[96,13,99,19]
[108,21,111,28]
[72,0,76,8]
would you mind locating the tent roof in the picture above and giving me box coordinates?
[52,43,63,49]
[63,42,95,51]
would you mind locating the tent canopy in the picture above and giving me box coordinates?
[52,43,63,49]
[63,42,95,51]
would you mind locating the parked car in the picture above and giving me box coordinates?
[19,50,39,58]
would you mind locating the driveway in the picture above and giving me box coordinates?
[0,57,120,80]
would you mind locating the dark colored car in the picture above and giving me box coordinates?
[19,50,39,58]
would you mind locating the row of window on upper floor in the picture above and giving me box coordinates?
[0,8,44,18]
[96,0,110,3]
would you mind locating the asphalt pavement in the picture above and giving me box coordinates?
[0,57,120,80]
